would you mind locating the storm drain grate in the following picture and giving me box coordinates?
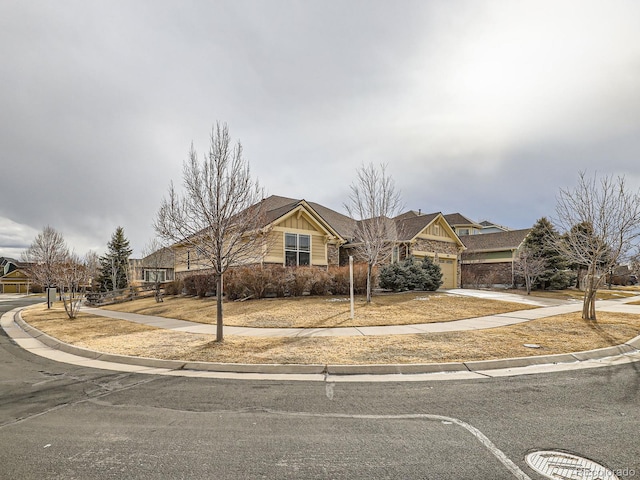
[525,450,619,480]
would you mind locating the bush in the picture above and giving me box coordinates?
[286,267,314,297]
[183,274,216,297]
[379,257,442,292]
[329,264,370,295]
[308,268,333,296]
[420,257,443,291]
[164,279,183,296]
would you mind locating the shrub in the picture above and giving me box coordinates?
[329,264,370,295]
[379,257,442,292]
[379,262,408,292]
[164,279,183,296]
[287,267,314,297]
[267,265,287,297]
[421,257,443,291]
[183,274,216,297]
[224,268,248,300]
[308,268,333,296]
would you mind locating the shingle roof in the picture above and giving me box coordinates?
[394,212,440,241]
[443,213,480,227]
[258,195,355,240]
[461,228,531,253]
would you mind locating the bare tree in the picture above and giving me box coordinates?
[344,163,403,303]
[141,238,174,303]
[154,122,267,342]
[84,250,100,291]
[514,248,547,295]
[59,251,92,319]
[22,226,69,308]
[554,172,640,320]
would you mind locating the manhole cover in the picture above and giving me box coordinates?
[525,450,619,480]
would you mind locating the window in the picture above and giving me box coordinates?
[285,233,311,266]
[144,269,166,283]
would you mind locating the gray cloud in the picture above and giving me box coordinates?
[1,0,639,257]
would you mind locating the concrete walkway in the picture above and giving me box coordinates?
[3,291,640,381]
[82,290,640,338]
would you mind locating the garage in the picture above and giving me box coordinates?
[438,258,456,289]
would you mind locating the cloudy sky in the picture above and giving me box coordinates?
[2,0,640,259]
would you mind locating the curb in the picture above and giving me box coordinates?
[8,309,640,376]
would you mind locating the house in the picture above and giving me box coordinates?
[160,195,466,289]
[443,213,483,236]
[478,220,510,234]
[460,229,531,287]
[379,210,466,288]
[129,247,176,286]
[0,257,33,293]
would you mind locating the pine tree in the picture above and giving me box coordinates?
[523,217,572,290]
[98,227,133,292]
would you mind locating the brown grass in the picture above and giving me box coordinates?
[22,304,640,365]
[101,292,537,328]
[502,288,635,301]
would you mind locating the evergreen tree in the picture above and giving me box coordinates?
[98,227,133,291]
[421,256,443,291]
[523,217,572,290]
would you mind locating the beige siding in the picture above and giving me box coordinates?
[264,231,285,264]
[280,214,316,231]
[312,235,327,265]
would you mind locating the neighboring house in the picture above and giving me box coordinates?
[0,257,33,293]
[478,220,510,234]
[390,211,466,288]
[130,247,176,286]
[443,213,483,236]
[166,195,466,289]
[460,229,531,287]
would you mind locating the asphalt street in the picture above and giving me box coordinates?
[1,298,639,479]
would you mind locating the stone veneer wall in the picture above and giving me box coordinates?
[411,238,461,256]
[327,244,340,266]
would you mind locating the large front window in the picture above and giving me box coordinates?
[285,233,310,266]
[144,269,166,283]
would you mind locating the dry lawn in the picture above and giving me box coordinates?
[22,304,640,365]
[101,292,537,328]
[503,288,635,301]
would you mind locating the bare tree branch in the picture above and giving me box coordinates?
[553,171,640,320]
[154,122,267,341]
[344,163,403,303]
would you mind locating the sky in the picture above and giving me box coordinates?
[2,0,640,259]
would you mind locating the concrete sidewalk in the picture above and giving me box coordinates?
[4,290,640,380]
[81,291,640,337]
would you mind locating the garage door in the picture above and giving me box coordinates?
[439,259,456,289]
[2,284,18,293]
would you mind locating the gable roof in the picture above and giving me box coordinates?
[394,212,441,241]
[461,228,531,253]
[443,213,481,228]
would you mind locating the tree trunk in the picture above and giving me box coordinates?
[216,272,224,342]
[366,263,373,303]
[582,270,599,321]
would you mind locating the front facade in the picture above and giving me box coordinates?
[0,269,31,293]
[393,212,466,289]
[161,195,468,289]
[0,257,33,293]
